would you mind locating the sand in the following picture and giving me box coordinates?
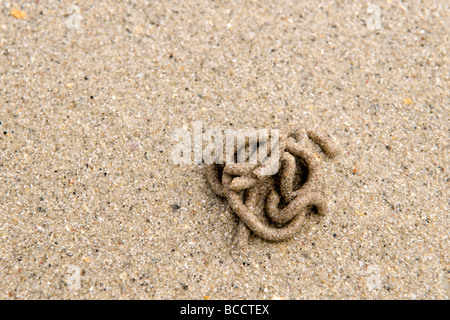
[0,0,448,299]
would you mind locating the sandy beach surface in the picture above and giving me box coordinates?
[0,0,448,299]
